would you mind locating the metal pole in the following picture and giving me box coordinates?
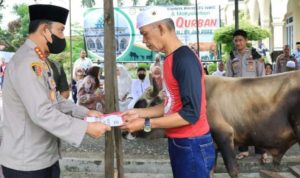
[218,5,222,60]
[235,0,239,30]
[195,0,200,56]
[69,0,73,81]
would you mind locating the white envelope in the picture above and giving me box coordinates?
[85,115,124,127]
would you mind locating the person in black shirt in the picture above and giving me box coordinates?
[48,59,70,99]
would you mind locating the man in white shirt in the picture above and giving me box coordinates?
[212,62,226,76]
[73,50,93,78]
[128,67,150,108]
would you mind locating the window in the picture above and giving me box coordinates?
[120,38,128,50]
[96,38,102,50]
[286,16,293,49]
[87,39,95,49]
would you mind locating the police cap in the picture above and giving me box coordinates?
[29,4,69,25]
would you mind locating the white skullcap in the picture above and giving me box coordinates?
[137,6,171,29]
[286,60,296,68]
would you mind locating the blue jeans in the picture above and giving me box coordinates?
[168,133,215,178]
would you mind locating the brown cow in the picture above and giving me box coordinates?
[126,71,300,178]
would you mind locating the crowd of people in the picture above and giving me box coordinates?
[207,43,300,78]
[71,57,164,113]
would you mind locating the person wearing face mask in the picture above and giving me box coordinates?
[128,67,150,109]
[0,4,111,178]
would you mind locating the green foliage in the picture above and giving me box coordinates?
[0,3,28,51]
[81,0,95,8]
[208,62,217,75]
[213,21,271,55]
[0,0,4,23]
[13,4,29,37]
[137,63,150,70]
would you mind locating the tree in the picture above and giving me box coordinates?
[81,0,95,8]
[0,3,28,51]
[214,21,271,56]
[0,0,4,22]
[214,10,271,58]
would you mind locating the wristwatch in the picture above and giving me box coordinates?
[144,117,151,132]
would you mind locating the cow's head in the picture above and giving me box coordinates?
[122,76,166,140]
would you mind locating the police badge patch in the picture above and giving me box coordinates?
[31,62,43,77]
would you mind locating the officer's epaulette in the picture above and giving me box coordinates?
[34,47,46,61]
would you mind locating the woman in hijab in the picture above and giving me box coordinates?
[117,64,132,111]
[77,66,105,112]
[150,65,163,91]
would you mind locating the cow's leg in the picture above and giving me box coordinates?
[211,125,239,178]
[272,154,283,171]
[269,148,289,171]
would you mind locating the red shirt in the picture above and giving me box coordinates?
[163,46,209,138]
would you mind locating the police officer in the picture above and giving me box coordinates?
[0,4,110,178]
[226,29,265,77]
[226,29,269,163]
[48,58,70,99]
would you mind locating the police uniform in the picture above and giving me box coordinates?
[226,47,266,156]
[0,5,89,172]
[226,48,265,77]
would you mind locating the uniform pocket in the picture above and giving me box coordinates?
[232,61,240,75]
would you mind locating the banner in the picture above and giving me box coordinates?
[84,5,220,62]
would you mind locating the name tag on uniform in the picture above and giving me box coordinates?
[231,58,240,74]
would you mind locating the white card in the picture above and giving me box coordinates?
[85,115,124,127]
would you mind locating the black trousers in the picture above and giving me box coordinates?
[2,161,60,178]
[71,79,77,104]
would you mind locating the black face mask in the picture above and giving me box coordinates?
[138,74,146,80]
[46,33,66,54]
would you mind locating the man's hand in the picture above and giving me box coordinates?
[121,109,140,122]
[120,118,144,133]
[87,110,103,118]
[86,122,111,138]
